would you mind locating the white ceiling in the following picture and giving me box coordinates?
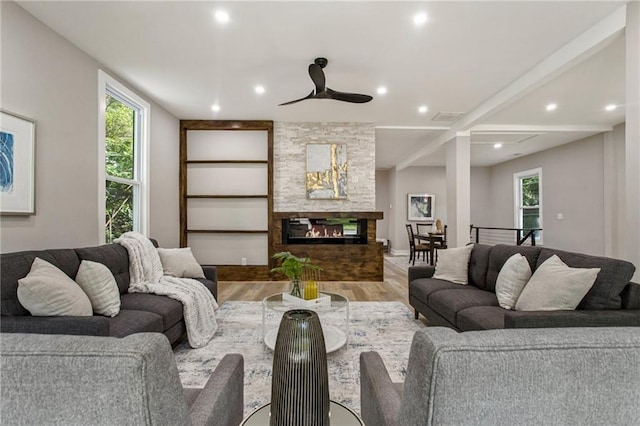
[18,1,628,169]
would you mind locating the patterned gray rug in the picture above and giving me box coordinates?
[173,300,426,417]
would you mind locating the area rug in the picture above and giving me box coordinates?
[173,301,426,417]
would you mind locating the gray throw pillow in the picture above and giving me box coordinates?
[17,258,93,316]
[515,255,600,311]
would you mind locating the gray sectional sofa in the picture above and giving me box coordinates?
[0,241,217,345]
[409,244,640,330]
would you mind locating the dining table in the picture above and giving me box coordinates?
[415,232,445,265]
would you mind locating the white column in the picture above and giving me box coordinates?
[626,2,640,280]
[446,132,471,248]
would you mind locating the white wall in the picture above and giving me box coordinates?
[470,167,492,228]
[487,133,606,255]
[0,2,180,252]
[375,169,390,240]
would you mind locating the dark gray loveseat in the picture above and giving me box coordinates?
[409,244,640,330]
[1,241,217,345]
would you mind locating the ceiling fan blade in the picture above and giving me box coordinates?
[326,88,373,103]
[278,90,315,106]
[308,63,326,94]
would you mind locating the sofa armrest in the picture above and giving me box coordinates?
[201,265,218,283]
[504,309,640,328]
[189,354,244,426]
[0,315,109,336]
[408,266,435,282]
[360,351,402,426]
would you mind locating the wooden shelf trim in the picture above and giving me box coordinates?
[186,195,268,199]
[186,160,268,164]
[187,229,268,234]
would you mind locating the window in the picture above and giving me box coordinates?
[514,168,542,243]
[98,71,149,244]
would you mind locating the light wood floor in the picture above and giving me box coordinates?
[218,255,411,309]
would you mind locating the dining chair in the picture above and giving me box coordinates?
[406,224,430,265]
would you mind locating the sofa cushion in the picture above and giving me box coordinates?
[75,261,121,317]
[433,245,473,284]
[495,253,532,310]
[107,309,164,337]
[17,258,93,317]
[468,244,492,290]
[409,278,464,306]
[76,244,131,295]
[485,245,541,293]
[456,306,507,331]
[1,249,81,316]
[537,248,635,310]
[516,255,599,311]
[429,288,499,326]
[157,247,205,279]
[120,293,183,331]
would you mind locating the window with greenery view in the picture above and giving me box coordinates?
[99,71,148,244]
[514,168,542,242]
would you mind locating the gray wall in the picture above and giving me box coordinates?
[0,2,180,252]
[487,133,605,255]
[470,167,492,228]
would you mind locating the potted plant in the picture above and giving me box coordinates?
[271,252,322,298]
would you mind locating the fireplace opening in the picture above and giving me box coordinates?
[282,218,367,245]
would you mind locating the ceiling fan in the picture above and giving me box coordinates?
[279,57,373,106]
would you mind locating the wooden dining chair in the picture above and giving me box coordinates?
[433,225,448,263]
[406,224,430,265]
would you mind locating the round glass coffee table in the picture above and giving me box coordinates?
[241,400,363,425]
[262,292,349,353]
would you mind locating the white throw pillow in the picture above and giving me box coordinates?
[433,244,474,285]
[157,247,205,279]
[17,258,93,316]
[515,255,600,311]
[495,253,532,310]
[75,260,121,317]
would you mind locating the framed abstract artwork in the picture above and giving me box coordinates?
[305,143,347,200]
[1,110,36,215]
[408,193,434,221]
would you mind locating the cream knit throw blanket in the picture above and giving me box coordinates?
[115,232,218,348]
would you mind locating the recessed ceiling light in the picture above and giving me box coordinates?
[546,103,557,111]
[493,143,503,149]
[255,85,265,95]
[211,104,221,112]
[414,12,428,25]
[377,86,387,95]
[605,104,617,111]
[418,105,428,114]
[214,10,229,24]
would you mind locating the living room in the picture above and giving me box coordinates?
[2,1,639,424]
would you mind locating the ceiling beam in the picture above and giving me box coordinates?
[396,5,626,171]
[470,124,613,133]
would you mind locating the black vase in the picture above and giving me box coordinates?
[270,309,330,426]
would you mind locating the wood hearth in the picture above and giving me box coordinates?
[272,211,384,281]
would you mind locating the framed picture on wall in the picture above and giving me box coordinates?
[305,143,347,199]
[408,193,434,221]
[1,110,36,215]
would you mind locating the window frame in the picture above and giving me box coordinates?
[513,167,543,244]
[98,70,150,244]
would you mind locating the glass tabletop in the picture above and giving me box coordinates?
[263,291,349,313]
[241,401,363,425]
